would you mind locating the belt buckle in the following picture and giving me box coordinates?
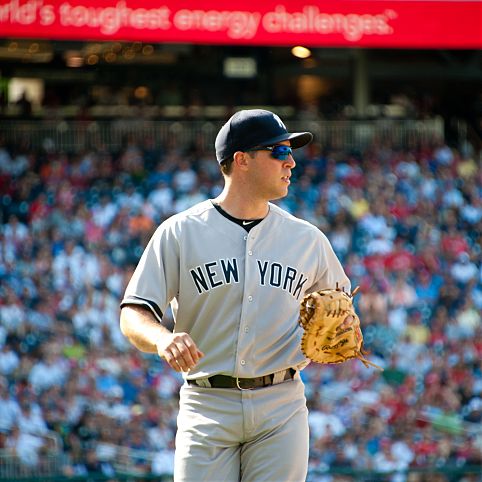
[235,377,252,390]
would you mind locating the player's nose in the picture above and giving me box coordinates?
[284,154,296,168]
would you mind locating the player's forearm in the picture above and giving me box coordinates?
[120,305,171,354]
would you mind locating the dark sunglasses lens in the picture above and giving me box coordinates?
[272,146,292,160]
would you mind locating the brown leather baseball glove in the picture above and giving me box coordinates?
[298,286,382,370]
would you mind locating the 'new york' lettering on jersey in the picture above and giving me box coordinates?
[190,258,307,299]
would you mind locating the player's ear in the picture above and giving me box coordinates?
[233,151,249,170]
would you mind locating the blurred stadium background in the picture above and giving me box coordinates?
[0,0,481,481]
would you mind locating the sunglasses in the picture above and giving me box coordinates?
[247,145,293,161]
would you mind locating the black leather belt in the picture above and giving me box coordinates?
[188,368,295,390]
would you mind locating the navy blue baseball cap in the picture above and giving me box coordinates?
[215,109,313,163]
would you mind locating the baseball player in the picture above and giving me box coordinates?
[120,109,351,481]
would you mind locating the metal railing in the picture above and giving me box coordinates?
[0,451,65,480]
[0,117,445,153]
[0,442,168,481]
[0,429,63,480]
[1,463,480,481]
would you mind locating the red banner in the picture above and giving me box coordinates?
[0,0,481,48]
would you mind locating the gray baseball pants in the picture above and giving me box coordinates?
[174,376,309,482]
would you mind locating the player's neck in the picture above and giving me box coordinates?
[214,188,269,220]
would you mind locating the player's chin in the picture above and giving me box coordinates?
[270,187,289,201]
[278,180,291,195]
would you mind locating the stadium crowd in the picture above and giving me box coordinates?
[0,126,480,481]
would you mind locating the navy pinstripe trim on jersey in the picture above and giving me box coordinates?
[120,296,163,323]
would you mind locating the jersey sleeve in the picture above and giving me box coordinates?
[120,221,180,323]
[306,229,351,294]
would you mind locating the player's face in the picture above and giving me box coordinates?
[247,141,296,201]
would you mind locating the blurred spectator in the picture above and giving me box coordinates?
[6,426,45,467]
[151,440,175,477]
[309,401,346,439]
[0,344,20,376]
[28,349,70,393]
[387,272,417,310]
[148,180,174,218]
[450,252,478,286]
[0,379,20,432]
[16,392,48,436]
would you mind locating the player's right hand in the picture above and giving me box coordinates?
[155,332,204,372]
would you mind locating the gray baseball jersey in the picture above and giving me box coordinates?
[122,199,350,380]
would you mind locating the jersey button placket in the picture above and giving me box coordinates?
[246,238,254,303]
[237,235,255,376]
